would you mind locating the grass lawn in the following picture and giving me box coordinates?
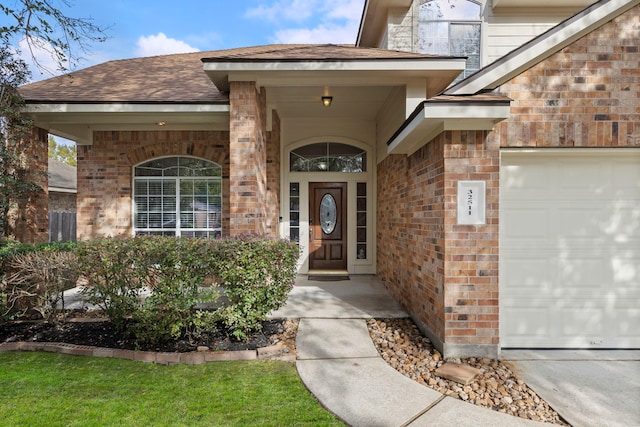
[0,352,345,426]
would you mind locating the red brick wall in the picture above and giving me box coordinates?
[377,131,498,352]
[377,139,446,341]
[76,131,230,240]
[11,127,49,243]
[495,4,640,149]
[229,82,268,236]
[442,131,499,350]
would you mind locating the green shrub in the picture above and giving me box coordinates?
[214,236,298,340]
[77,236,219,345]
[76,235,299,346]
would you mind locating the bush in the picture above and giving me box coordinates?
[214,236,299,340]
[1,247,79,321]
[76,235,299,345]
[77,236,219,345]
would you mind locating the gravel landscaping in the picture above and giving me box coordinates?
[367,318,569,425]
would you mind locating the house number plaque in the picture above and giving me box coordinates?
[457,181,486,225]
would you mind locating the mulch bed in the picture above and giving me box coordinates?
[0,311,288,353]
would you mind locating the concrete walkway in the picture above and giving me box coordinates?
[503,349,640,427]
[271,275,550,427]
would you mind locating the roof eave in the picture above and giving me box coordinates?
[203,58,466,93]
[24,103,231,145]
[387,99,512,156]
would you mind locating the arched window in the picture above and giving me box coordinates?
[133,157,222,238]
[418,0,482,83]
[290,143,367,172]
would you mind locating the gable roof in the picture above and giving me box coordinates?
[445,0,640,95]
[48,159,76,193]
[20,44,457,105]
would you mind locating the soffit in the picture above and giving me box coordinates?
[25,103,230,145]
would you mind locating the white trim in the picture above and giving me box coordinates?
[25,103,229,114]
[387,101,511,155]
[282,137,376,274]
[131,155,223,238]
[48,187,76,194]
[446,0,640,95]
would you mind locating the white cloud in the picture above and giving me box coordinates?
[273,24,359,44]
[245,0,314,23]
[135,33,199,57]
[248,0,364,44]
[17,37,67,81]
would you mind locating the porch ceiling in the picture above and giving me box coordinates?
[25,103,230,145]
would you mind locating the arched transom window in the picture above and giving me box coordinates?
[290,143,367,172]
[418,0,482,83]
[133,157,222,238]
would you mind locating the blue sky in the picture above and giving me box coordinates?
[13,0,366,79]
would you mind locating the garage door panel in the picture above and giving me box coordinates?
[501,257,550,290]
[500,150,640,349]
[501,208,549,240]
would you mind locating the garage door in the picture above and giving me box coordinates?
[500,150,640,349]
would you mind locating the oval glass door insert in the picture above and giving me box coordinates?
[320,194,337,234]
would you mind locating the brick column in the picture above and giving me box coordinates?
[10,127,49,243]
[229,82,268,236]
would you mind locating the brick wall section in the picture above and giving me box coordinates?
[495,5,640,149]
[229,82,268,236]
[378,131,498,352]
[266,110,281,238]
[76,131,230,240]
[11,127,49,243]
[377,137,446,342]
[442,130,499,349]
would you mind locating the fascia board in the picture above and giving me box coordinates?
[24,103,230,114]
[204,59,465,73]
[446,0,640,95]
[387,102,510,155]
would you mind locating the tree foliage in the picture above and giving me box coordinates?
[0,1,108,238]
[48,135,76,166]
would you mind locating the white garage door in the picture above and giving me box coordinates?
[500,150,640,349]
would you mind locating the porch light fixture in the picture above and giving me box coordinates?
[321,96,333,107]
[156,121,166,126]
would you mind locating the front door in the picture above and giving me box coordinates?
[309,182,347,270]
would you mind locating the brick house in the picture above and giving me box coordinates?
[17,0,639,357]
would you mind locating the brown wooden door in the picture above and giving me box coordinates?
[309,182,347,270]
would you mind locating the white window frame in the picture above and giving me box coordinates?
[132,156,222,238]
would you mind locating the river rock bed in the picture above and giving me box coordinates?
[367,318,568,425]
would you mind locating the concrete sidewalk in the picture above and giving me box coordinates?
[272,275,551,427]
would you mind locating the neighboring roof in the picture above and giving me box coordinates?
[445,0,640,95]
[48,159,76,193]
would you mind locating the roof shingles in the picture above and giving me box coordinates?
[20,44,456,104]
